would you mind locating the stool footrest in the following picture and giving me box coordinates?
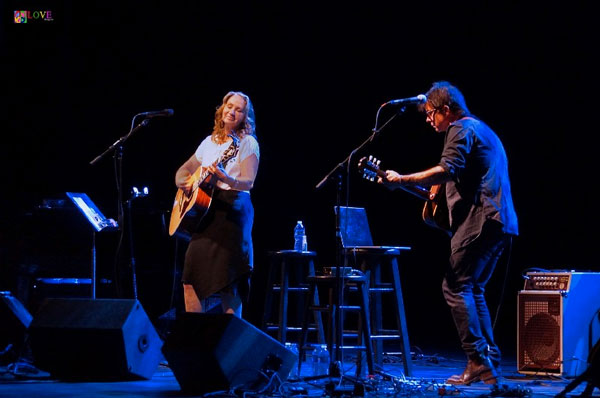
[374,328,401,334]
[271,286,309,292]
[371,334,401,340]
[332,345,368,351]
[339,305,361,311]
[369,287,394,292]
[370,282,394,287]
[265,325,319,332]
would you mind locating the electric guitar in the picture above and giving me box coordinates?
[358,155,450,235]
[169,137,239,239]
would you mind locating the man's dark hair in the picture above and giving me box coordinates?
[421,81,471,117]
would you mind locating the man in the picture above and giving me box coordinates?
[376,81,518,385]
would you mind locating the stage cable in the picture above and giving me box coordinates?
[169,237,179,310]
[492,235,513,331]
[113,147,125,298]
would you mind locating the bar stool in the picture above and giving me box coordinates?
[262,250,325,345]
[298,271,375,377]
[344,247,413,376]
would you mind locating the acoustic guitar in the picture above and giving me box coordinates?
[358,155,450,235]
[169,137,239,239]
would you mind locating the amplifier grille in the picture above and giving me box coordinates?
[518,293,561,373]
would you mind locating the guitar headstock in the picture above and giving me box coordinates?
[358,155,384,182]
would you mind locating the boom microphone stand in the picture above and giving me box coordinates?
[89,111,171,298]
[315,103,411,377]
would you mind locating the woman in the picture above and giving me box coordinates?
[175,91,259,317]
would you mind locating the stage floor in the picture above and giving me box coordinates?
[0,349,597,398]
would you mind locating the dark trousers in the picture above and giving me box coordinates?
[442,221,511,362]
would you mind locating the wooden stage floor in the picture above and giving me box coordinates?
[1,349,597,398]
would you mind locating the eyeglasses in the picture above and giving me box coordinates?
[425,108,438,119]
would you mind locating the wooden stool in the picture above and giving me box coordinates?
[344,247,413,376]
[298,272,375,377]
[262,250,325,345]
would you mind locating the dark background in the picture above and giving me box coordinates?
[1,1,597,358]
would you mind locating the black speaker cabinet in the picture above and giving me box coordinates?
[0,291,32,354]
[29,298,163,380]
[162,313,297,394]
[518,276,600,376]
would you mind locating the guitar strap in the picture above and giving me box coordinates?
[219,138,240,168]
[219,136,240,168]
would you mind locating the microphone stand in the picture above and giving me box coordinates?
[126,194,138,300]
[125,187,149,301]
[89,116,151,299]
[314,104,408,378]
[89,118,150,166]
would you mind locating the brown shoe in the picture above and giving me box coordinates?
[446,356,497,385]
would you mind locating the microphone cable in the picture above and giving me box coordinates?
[492,235,514,331]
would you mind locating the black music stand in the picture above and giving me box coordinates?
[66,192,118,299]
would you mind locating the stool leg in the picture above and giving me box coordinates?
[355,289,366,378]
[371,262,384,365]
[359,281,375,375]
[308,259,326,344]
[262,256,276,332]
[391,258,413,376]
[278,259,289,343]
[327,285,336,363]
[298,281,317,376]
[360,258,384,365]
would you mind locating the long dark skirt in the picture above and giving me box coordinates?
[182,189,253,302]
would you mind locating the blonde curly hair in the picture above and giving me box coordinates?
[212,91,256,144]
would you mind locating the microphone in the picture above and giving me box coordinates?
[139,109,174,118]
[384,94,427,106]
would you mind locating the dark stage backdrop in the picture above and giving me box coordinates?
[1,2,597,355]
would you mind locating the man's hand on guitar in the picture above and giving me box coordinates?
[381,170,404,190]
[357,156,403,191]
[357,154,449,234]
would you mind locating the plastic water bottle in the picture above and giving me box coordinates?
[294,221,306,251]
[311,345,322,375]
[284,342,299,379]
[311,344,329,375]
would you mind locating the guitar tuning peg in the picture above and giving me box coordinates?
[368,155,373,161]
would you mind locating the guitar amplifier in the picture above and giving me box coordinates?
[517,271,600,376]
[522,271,582,291]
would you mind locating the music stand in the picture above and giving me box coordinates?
[66,192,118,299]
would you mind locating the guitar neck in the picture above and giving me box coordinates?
[371,167,431,201]
[397,184,432,201]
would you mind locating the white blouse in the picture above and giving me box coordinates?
[194,134,260,192]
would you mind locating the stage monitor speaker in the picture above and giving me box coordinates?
[162,313,297,394]
[518,272,600,377]
[0,291,33,354]
[28,298,163,380]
